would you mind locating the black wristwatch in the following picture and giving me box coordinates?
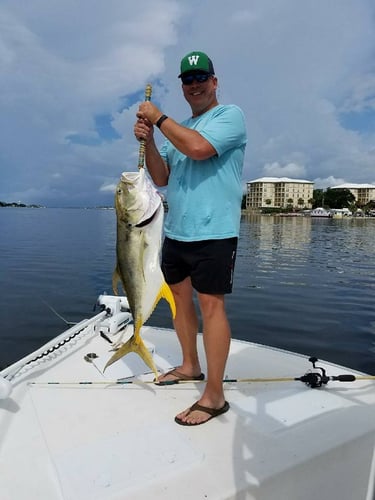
[156,114,168,129]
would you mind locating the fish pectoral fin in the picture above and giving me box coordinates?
[156,282,176,319]
[112,266,120,296]
[104,333,159,379]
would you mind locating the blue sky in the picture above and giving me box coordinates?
[0,0,374,207]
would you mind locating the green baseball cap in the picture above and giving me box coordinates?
[178,51,215,77]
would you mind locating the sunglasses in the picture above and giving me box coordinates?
[181,73,213,85]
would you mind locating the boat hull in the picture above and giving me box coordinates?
[1,302,374,500]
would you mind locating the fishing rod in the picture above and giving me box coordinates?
[28,357,375,388]
[27,374,375,388]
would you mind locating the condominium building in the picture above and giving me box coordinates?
[246,177,314,209]
[330,183,375,205]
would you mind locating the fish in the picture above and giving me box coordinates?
[104,168,176,379]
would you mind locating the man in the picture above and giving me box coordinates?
[134,51,247,425]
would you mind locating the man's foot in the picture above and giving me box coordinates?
[175,401,230,426]
[154,368,205,386]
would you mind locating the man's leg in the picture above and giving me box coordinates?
[157,277,202,382]
[175,293,230,425]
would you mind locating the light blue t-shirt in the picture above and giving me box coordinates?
[159,104,247,242]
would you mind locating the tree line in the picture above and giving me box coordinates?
[0,201,42,208]
[311,188,374,211]
[242,188,374,213]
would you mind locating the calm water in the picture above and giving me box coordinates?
[0,208,374,374]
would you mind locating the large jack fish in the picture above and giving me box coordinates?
[105,168,176,379]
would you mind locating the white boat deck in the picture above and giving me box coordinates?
[1,313,374,500]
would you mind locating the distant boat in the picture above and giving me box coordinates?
[310,207,332,218]
[279,212,302,217]
[331,208,353,218]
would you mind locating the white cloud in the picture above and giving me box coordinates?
[230,9,259,25]
[313,176,348,190]
[0,0,374,206]
[263,162,306,179]
[340,73,375,113]
[100,182,117,193]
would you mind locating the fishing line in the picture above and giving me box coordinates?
[83,353,105,377]
[0,311,107,381]
[41,298,76,326]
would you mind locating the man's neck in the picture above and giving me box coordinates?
[192,100,219,118]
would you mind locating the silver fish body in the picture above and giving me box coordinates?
[105,169,175,378]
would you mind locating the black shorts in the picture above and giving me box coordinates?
[161,237,238,294]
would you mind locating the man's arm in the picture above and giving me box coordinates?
[137,102,217,161]
[144,137,170,187]
[134,117,169,187]
[153,115,216,160]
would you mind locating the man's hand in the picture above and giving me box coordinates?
[137,101,163,125]
[134,115,154,144]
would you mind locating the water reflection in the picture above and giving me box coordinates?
[0,209,374,374]
[229,215,375,374]
[241,214,312,251]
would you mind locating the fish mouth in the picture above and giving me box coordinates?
[121,172,140,181]
[134,207,159,228]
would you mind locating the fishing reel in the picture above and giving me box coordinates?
[298,357,330,388]
[298,357,356,388]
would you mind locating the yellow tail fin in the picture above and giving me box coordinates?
[104,333,158,379]
[103,282,175,381]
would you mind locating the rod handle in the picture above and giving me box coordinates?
[333,374,356,382]
[138,83,152,169]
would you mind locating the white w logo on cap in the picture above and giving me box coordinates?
[188,55,200,66]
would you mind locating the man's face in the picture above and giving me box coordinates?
[181,73,218,116]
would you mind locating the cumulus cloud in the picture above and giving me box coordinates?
[99,183,117,193]
[313,176,348,190]
[340,73,375,113]
[0,0,374,206]
[263,162,307,179]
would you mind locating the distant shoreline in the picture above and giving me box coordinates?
[0,203,116,209]
[0,202,43,208]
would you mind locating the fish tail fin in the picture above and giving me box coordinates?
[156,282,176,319]
[104,321,159,379]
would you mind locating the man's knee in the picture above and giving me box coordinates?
[198,293,225,318]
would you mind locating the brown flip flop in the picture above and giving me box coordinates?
[154,368,205,386]
[175,401,230,426]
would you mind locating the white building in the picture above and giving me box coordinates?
[246,177,314,209]
[330,183,375,205]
